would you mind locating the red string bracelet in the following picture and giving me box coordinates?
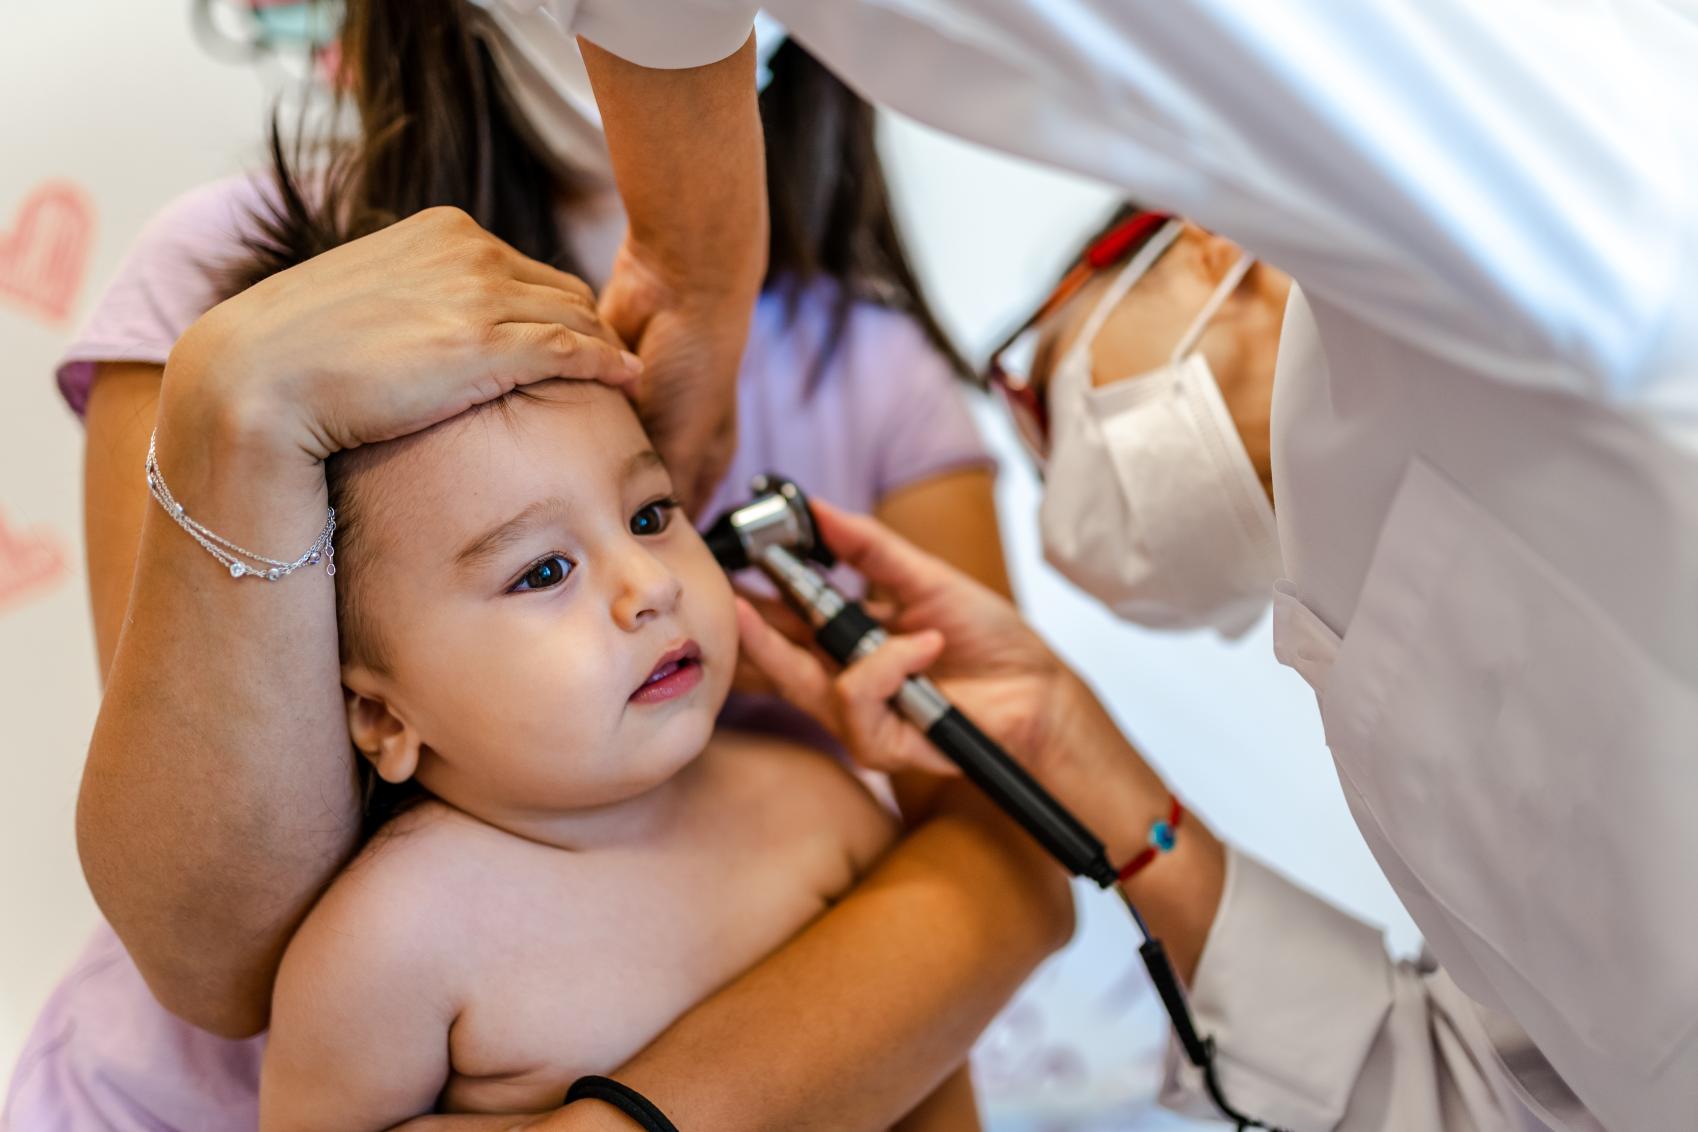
[1116,797,1185,884]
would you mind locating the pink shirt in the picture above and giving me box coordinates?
[8,175,990,1131]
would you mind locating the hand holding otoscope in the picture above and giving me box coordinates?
[707,476,1288,1132]
[707,475,1119,888]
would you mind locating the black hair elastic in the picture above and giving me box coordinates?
[563,1076,680,1131]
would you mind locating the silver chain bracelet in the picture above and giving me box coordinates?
[146,430,336,581]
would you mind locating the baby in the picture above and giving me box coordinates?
[258,381,977,1129]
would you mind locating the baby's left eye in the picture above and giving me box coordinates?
[512,554,573,592]
[630,498,680,537]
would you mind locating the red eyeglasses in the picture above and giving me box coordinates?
[984,211,1174,468]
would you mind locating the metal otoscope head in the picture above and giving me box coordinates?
[704,474,836,573]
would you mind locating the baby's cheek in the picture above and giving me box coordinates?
[692,563,742,694]
[438,626,611,750]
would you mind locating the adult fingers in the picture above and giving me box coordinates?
[738,596,958,778]
[481,322,644,388]
[497,242,599,306]
[832,630,960,778]
[496,282,626,349]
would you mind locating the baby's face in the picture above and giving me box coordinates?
[343,381,737,821]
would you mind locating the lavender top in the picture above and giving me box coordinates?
[8,175,991,1131]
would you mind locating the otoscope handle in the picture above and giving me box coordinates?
[814,604,1118,888]
[924,706,1117,887]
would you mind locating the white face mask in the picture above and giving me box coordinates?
[463,1,787,188]
[1038,226,1283,638]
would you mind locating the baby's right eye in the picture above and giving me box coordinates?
[511,554,573,592]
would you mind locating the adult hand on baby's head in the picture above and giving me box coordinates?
[165,207,642,464]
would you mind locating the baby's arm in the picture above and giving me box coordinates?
[259,856,461,1132]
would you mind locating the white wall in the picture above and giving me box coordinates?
[0,0,282,1092]
[0,4,1415,1124]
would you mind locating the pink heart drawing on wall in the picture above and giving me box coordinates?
[0,509,71,615]
[0,182,95,325]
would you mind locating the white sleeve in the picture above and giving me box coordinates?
[777,0,1690,400]
[566,0,756,69]
[1158,850,1527,1132]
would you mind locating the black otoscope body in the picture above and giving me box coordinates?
[706,476,1288,1132]
[706,475,1118,889]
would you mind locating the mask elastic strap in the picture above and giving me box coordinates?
[1171,254,1256,363]
[1062,219,1185,373]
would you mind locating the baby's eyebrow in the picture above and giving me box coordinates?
[453,497,571,577]
[624,447,665,481]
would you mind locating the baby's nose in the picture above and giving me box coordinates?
[613,548,683,629]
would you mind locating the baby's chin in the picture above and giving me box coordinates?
[623,694,722,784]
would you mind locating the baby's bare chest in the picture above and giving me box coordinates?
[437,821,849,1113]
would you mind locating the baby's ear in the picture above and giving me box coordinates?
[342,668,422,785]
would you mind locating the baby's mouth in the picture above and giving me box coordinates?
[630,640,705,705]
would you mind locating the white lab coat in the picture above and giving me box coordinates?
[532,0,1698,1127]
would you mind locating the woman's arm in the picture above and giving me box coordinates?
[75,208,640,1036]
[892,1066,980,1132]
[874,467,1011,600]
[581,783,1068,1131]
[581,36,767,509]
[78,358,358,1037]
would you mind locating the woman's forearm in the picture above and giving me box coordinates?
[1027,682,1227,982]
[552,786,1071,1132]
[579,36,767,302]
[77,356,360,1037]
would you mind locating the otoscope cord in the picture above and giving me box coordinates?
[1117,888,1291,1132]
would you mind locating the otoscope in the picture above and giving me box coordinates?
[705,475,1289,1132]
[706,474,1119,889]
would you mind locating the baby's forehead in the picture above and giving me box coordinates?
[344,382,646,540]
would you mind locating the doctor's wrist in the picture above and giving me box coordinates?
[1119,820,1226,984]
[1028,677,1226,979]
[1030,674,1170,844]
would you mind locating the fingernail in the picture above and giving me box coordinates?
[621,351,643,373]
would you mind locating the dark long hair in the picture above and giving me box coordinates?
[757,38,966,381]
[230,0,965,383]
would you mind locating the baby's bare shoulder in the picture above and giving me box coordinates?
[702,733,898,872]
[296,802,501,965]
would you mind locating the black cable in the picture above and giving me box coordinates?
[1121,891,1291,1132]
